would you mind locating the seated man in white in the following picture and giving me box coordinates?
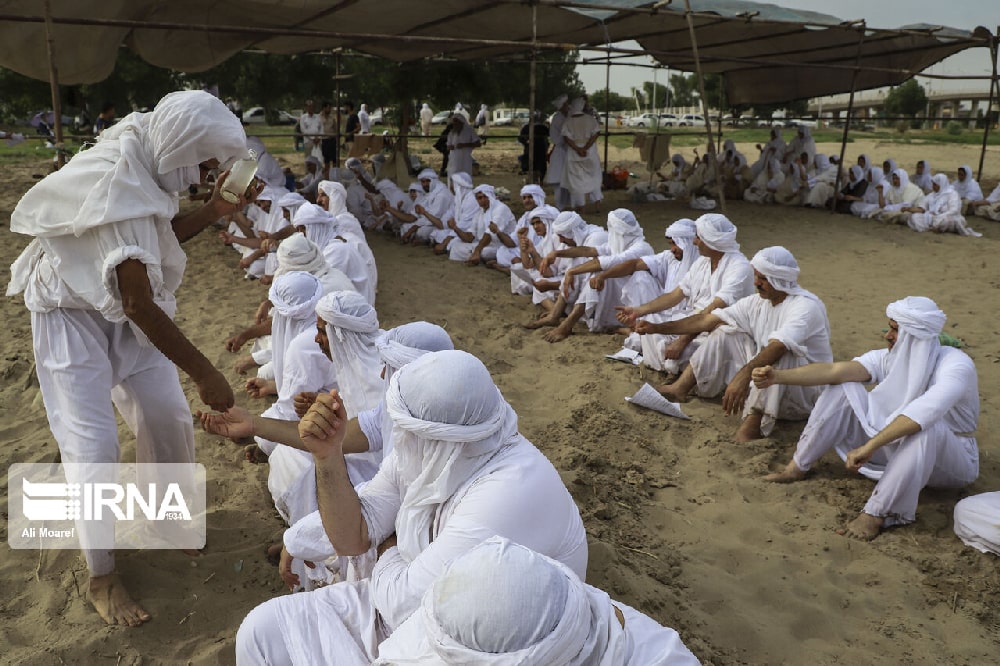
[539,209,653,343]
[234,350,588,665]
[428,171,476,249]
[757,296,979,541]
[645,246,832,442]
[616,214,754,375]
[952,164,984,213]
[401,168,454,245]
[969,180,1000,221]
[600,218,699,354]
[493,183,546,274]
[375,536,701,665]
[510,204,564,298]
[954,492,1000,556]
[445,184,517,266]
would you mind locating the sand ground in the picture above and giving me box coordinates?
[0,137,998,665]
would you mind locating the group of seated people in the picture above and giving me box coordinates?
[203,146,996,663]
[651,126,998,237]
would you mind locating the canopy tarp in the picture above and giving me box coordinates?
[0,0,989,105]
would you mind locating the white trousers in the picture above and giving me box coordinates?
[236,580,383,665]
[32,309,195,575]
[791,383,979,526]
[953,492,1000,555]
[578,276,629,332]
[689,328,819,435]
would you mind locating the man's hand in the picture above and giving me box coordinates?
[376,534,398,557]
[752,365,777,389]
[293,392,318,418]
[195,369,235,411]
[254,301,272,325]
[245,377,276,399]
[634,319,658,335]
[298,390,348,459]
[615,306,638,326]
[488,222,500,234]
[560,274,574,299]
[722,370,752,416]
[238,256,254,270]
[197,405,253,441]
[845,443,876,472]
[278,545,314,591]
[589,274,606,291]
[539,251,557,275]
[414,204,426,216]
[226,331,248,353]
[466,252,481,267]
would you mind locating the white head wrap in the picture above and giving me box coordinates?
[664,217,699,273]
[418,168,439,182]
[377,322,455,376]
[857,154,870,172]
[551,211,587,246]
[278,191,307,215]
[868,166,885,187]
[606,208,643,255]
[952,164,982,199]
[472,183,495,201]
[882,158,898,175]
[797,125,812,140]
[315,291,383,418]
[931,172,952,193]
[889,168,912,197]
[814,154,830,171]
[530,204,560,225]
[292,202,336,249]
[848,165,864,184]
[373,536,624,665]
[520,184,546,208]
[694,213,739,253]
[853,297,946,436]
[451,172,473,189]
[266,271,325,393]
[568,97,586,115]
[750,246,804,294]
[385,351,519,562]
[345,157,363,170]
[275,232,355,295]
[11,90,247,238]
[552,94,568,109]
[318,180,349,216]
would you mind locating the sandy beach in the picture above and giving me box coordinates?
[1,137,998,665]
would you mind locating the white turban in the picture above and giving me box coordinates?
[315,290,382,418]
[293,202,331,227]
[606,208,643,255]
[568,97,586,115]
[385,350,519,561]
[278,191,307,212]
[849,165,864,184]
[304,155,321,168]
[451,172,473,189]
[750,246,801,294]
[530,204,560,225]
[551,211,586,245]
[373,536,624,665]
[552,94,568,109]
[931,173,952,193]
[694,213,739,253]
[520,184,546,208]
[268,271,324,320]
[377,322,455,374]
[276,232,324,275]
[851,297,946,437]
[814,154,830,171]
[472,183,495,201]
[418,168,439,182]
[665,217,696,241]
[345,157,363,169]
[408,181,423,193]
[318,180,349,216]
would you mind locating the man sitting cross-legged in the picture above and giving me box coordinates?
[756,296,979,541]
[637,246,832,442]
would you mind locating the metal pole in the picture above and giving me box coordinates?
[977,28,998,182]
[42,0,65,168]
[683,0,724,213]
[830,22,867,214]
[603,45,611,171]
[528,1,538,183]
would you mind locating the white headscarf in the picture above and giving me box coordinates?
[848,165,864,185]
[292,202,337,249]
[849,297,945,436]
[931,172,952,194]
[275,232,355,295]
[814,154,831,171]
[551,211,588,246]
[385,350,520,562]
[953,165,983,200]
[418,167,439,182]
[315,291,383,418]
[268,271,324,392]
[890,168,913,198]
[11,90,246,238]
[520,184,546,208]
[664,217,699,276]
[857,154,871,174]
[278,191,307,219]
[377,322,455,378]
[750,246,809,297]
[318,180,349,216]
[552,94,568,110]
[606,208,643,255]
[694,213,740,253]
[568,97,586,115]
[374,536,625,665]
[912,159,933,193]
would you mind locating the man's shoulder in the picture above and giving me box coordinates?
[938,346,976,372]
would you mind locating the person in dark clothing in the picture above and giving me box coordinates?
[518,116,550,180]
[835,165,869,214]
[433,115,453,177]
[343,101,360,155]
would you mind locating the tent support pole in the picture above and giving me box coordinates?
[977,28,999,182]
[335,51,342,169]
[683,0,724,213]
[603,45,611,173]
[830,22,867,214]
[42,0,65,168]
[528,1,538,183]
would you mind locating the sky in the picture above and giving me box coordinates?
[576,0,996,101]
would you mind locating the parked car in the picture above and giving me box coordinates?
[243,107,299,125]
[658,113,679,127]
[788,117,819,129]
[626,113,661,128]
[678,114,706,127]
[431,110,453,125]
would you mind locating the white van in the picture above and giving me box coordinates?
[492,108,529,126]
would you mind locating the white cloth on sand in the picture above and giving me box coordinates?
[953,492,1000,555]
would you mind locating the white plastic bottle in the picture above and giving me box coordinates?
[221,149,259,203]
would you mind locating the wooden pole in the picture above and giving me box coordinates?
[977,28,998,182]
[528,1,538,183]
[42,0,65,168]
[830,22,867,214]
[683,0,724,213]
[335,52,342,169]
[603,45,611,173]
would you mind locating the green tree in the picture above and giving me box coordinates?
[641,80,670,110]
[884,79,928,119]
[588,88,631,113]
[668,73,698,107]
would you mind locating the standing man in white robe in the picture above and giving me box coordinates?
[758,296,979,541]
[545,94,571,210]
[445,113,481,186]
[374,536,701,665]
[561,97,603,213]
[234,350,588,665]
[298,100,324,162]
[616,214,754,375]
[645,247,832,441]
[6,90,252,626]
[419,103,433,137]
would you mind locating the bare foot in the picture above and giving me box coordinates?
[653,383,688,403]
[837,512,884,541]
[734,413,764,442]
[764,460,808,483]
[522,315,558,330]
[89,574,151,627]
[244,443,269,464]
[543,323,573,343]
[234,355,258,375]
[265,542,283,567]
[614,326,633,335]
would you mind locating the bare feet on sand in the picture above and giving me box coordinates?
[543,323,573,343]
[89,574,151,627]
[734,413,764,443]
[653,383,688,403]
[763,460,808,483]
[522,314,558,330]
[837,512,884,541]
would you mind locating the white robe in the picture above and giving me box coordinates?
[791,347,979,527]
[578,239,655,332]
[448,199,517,263]
[560,113,602,207]
[908,188,980,236]
[954,492,1000,555]
[639,252,754,373]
